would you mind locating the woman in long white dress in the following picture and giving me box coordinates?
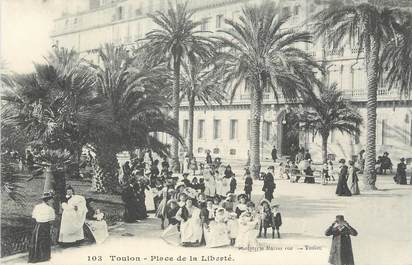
[176,198,202,246]
[205,208,230,248]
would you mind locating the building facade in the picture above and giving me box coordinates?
[51,0,412,163]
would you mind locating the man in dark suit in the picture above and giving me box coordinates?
[325,215,358,265]
[262,166,276,202]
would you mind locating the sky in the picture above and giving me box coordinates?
[1,0,65,73]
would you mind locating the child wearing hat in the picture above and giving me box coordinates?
[271,204,282,239]
[258,199,273,238]
[243,168,253,200]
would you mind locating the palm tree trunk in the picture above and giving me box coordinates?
[43,165,66,214]
[250,87,263,179]
[321,133,329,164]
[171,58,181,173]
[364,36,379,190]
[92,145,120,194]
[187,94,195,160]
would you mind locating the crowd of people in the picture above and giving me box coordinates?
[18,146,412,263]
[118,150,282,249]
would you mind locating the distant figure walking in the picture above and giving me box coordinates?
[336,159,351,196]
[394,158,407,185]
[325,215,358,265]
[348,161,360,195]
[271,146,277,162]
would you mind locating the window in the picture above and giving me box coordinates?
[216,14,223,28]
[354,134,360,145]
[282,7,290,17]
[352,66,366,93]
[201,18,210,31]
[410,121,412,146]
[213,148,220,154]
[328,65,341,89]
[294,5,300,15]
[230,120,238,140]
[264,121,271,141]
[183,119,188,138]
[382,119,387,145]
[213,119,221,139]
[197,147,204,154]
[230,149,236,155]
[115,6,123,20]
[247,119,251,140]
[198,120,205,139]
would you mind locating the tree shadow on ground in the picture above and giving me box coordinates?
[276,195,346,218]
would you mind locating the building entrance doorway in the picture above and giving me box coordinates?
[280,111,299,156]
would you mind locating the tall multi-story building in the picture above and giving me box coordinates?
[51,0,412,163]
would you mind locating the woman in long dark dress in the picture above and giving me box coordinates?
[336,159,352,196]
[394,158,407,184]
[121,183,139,223]
[134,179,149,220]
[28,191,55,263]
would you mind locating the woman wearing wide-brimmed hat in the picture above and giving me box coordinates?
[28,191,55,263]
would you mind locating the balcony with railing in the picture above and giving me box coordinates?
[342,88,402,102]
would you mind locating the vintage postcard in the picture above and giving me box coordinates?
[1,0,411,264]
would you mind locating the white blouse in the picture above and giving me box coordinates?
[32,202,55,223]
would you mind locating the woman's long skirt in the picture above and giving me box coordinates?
[350,182,360,195]
[28,222,51,263]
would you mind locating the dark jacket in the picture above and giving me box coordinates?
[230,178,237,192]
[271,148,277,161]
[325,223,358,265]
[206,154,212,164]
[244,176,253,193]
[263,173,275,191]
[166,207,179,225]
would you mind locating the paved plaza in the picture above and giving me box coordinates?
[3,174,411,265]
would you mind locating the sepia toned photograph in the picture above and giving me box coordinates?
[1,0,411,264]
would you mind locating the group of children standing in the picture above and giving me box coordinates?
[159,181,283,249]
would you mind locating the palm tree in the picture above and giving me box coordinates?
[140,2,214,172]
[180,53,226,159]
[88,44,181,193]
[382,10,412,99]
[216,2,321,178]
[298,83,362,163]
[313,1,401,190]
[1,48,110,207]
